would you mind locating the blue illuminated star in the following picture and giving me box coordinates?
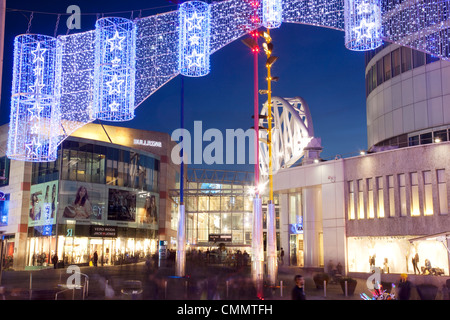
[28,104,44,121]
[188,34,201,46]
[109,101,120,112]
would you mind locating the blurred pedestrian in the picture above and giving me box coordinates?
[412,253,419,274]
[397,273,412,300]
[52,253,58,269]
[292,275,306,300]
[93,251,98,267]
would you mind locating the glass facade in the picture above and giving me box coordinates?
[26,138,161,268]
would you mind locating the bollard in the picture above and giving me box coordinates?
[324,280,327,297]
[226,280,229,298]
[164,280,167,299]
[345,281,348,297]
[280,280,283,297]
[29,273,32,300]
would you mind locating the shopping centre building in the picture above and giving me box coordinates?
[0,123,180,269]
[274,43,450,275]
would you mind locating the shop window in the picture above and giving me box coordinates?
[367,178,374,219]
[410,172,420,216]
[399,174,407,216]
[388,175,395,217]
[391,48,401,77]
[437,169,448,215]
[348,181,355,220]
[423,171,433,215]
[377,177,384,218]
[358,179,364,219]
[401,47,412,72]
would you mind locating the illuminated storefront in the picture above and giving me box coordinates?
[170,169,280,256]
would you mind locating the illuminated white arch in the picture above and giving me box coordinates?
[258,96,315,180]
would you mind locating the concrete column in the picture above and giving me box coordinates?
[302,187,322,268]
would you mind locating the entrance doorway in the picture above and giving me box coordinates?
[290,234,304,267]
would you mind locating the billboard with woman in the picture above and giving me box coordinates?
[29,181,58,228]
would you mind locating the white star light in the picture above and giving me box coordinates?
[353,18,375,40]
[186,49,204,68]
[106,74,124,95]
[111,56,121,67]
[31,43,46,63]
[28,104,44,121]
[109,101,120,112]
[186,11,204,31]
[25,137,42,158]
[107,31,126,52]
[188,34,201,46]
[30,123,40,134]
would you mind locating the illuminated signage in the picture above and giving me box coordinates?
[90,226,117,237]
[209,234,232,242]
[133,139,162,148]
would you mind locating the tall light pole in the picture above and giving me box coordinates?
[261,29,278,286]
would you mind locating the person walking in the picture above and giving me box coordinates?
[52,253,58,269]
[412,253,419,274]
[397,274,412,300]
[93,251,98,267]
[291,275,306,300]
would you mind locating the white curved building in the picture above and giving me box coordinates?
[274,43,450,280]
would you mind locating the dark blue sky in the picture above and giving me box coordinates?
[0,0,367,172]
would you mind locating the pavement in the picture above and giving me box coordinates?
[0,260,448,301]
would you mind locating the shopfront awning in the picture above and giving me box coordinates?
[409,231,450,254]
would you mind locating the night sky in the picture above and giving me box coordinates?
[0,0,368,172]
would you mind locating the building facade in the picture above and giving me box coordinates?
[274,45,450,276]
[0,123,179,270]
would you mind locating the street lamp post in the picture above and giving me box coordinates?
[262,29,278,287]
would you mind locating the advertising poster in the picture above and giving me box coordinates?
[107,188,136,221]
[136,192,159,226]
[60,181,105,221]
[29,181,58,228]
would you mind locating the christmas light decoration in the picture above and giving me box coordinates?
[344,0,382,51]
[262,0,282,29]
[179,1,211,77]
[7,34,60,162]
[93,17,137,121]
[7,0,450,162]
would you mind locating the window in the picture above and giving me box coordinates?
[391,48,401,77]
[388,175,395,217]
[376,59,384,85]
[377,177,384,218]
[399,174,407,216]
[437,169,448,215]
[383,54,391,81]
[426,54,440,64]
[401,47,412,72]
[348,181,355,220]
[368,178,374,218]
[433,130,448,142]
[413,50,425,68]
[420,132,432,144]
[0,157,10,187]
[423,171,433,215]
[371,64,377,91]
[410,172,420,216]
[358,179,364,219]
[408,135,419,146]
